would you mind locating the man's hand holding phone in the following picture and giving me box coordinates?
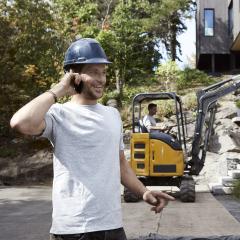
[51,70,83,99]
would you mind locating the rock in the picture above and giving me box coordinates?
[185,122,196,139]
[123,130,131,144]
[209,129,240,154]
[229,130,240,147]
[195,152,223,185]
[106,99,118,108]
[230,170,240,179]
[226,156,240,170]
[215,102,236,119]
[221,176,235,187]
[209,183,232,195]
[232,117,240,126]
[0,150,53,185]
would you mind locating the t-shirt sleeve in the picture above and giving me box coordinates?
[40,104,61,143]
[112,107,125,151]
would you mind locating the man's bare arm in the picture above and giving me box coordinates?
[10,72,81,135]
[120,150,147,197]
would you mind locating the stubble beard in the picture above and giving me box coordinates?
[84,87,104,100]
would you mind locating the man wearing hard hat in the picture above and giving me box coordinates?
[10,38,174,240]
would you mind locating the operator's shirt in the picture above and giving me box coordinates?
[41,102,124,234]
[142,114,157,132]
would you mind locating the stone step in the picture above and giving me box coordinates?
[208,182,232,195]
[221,176,235,187]
[228,170,240,179]
[232,170,240,179]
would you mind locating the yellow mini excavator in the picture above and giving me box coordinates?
[123,75,240,202]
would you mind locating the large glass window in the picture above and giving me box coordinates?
[204,9,214,36]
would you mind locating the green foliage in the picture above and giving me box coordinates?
[232,180,240,200]
[182,92,197,111]
[156,100,175,119]
[122,86,151,105]
[156,60,180,91]
[145,0,194,61]
[0,0,195,137]
[100,90,121,106]
[120,105,132,124]
[0,0,65,137]
[0,147,18,158]
[235,99,240,108]
[177,67,214,90]
[156,62,215,92]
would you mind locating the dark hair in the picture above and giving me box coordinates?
[64,64,85,73]
[148,103,157,111]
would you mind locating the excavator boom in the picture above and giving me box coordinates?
[189,75,240,175]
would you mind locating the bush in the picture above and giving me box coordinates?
[156,61,180,91]
[120,105,132,126]
[0,147,18,158]
[122,86,150,105]
[235,99,240,108]
[156,62,215,92]
[177,68,214,90]
[157,100,175,118]
[182,92,198,111]
[232,179,240,200]
[100,90,121,105]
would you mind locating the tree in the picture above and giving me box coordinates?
[0,0,65,136]
[0,0,195,136]
[98,0,160,100]
[143,0,194,61]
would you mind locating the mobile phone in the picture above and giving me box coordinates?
[74,81,84,94]
[69,68,84,94]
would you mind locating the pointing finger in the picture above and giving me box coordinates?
[153,191,175,201]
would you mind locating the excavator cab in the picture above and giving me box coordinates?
[124,92,195,202]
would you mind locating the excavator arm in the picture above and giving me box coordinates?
[188,75,240,175]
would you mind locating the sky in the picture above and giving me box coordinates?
[177,16,196,69]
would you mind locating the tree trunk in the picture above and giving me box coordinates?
[115,69,123,107]
[170,22,177,62]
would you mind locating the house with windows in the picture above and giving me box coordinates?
[196,0,240,73]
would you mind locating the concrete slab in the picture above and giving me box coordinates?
[123,193,240,239]
[0,187,240,240]
[0,186,52,240]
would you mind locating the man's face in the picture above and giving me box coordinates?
[79,64,107,100]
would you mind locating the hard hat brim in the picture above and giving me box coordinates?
[64,58,111,66]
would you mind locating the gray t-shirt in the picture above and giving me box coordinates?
[41,102,124,234]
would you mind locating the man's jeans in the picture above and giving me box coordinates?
[49,227,127,240]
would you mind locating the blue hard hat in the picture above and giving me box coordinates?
[63,38,111,71]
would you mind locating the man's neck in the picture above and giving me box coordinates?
[71,94,97,105]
